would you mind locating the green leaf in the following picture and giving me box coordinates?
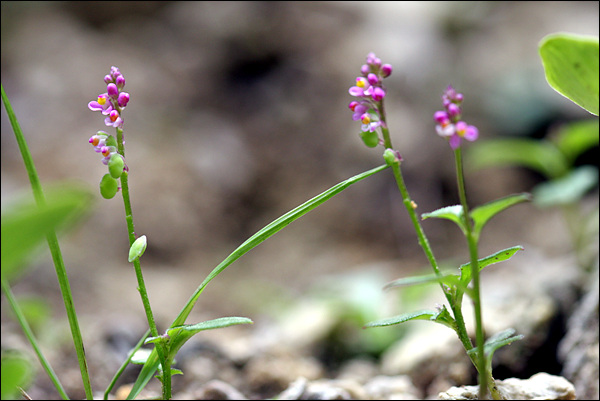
[163,317,253,358]
[539,33,599,116]
[383,272,460,291]
[421,205,466,234]
[471,193,531,240]
[1,185,93,282]
[459,246,524,286]
[533,165,598,207]
[551,120,600,165]
[364,305,456,331]
[466,138,569,179]
[126,165,388,400]
[363,309,439,328]
[467,328,524,371]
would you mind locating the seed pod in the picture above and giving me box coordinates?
[383,148,401,166]
[360,130,379,148]
[128,235,147,263]
[99,174,119,199]
[108,154,125,179]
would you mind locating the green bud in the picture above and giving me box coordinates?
[99,174,119,199]
[359,130,379,148]
[105,135,118,148]
[383,148,401,166]
[108,154,125,179]
[128,235,147,263]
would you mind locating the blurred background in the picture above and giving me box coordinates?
[1,1,599,398]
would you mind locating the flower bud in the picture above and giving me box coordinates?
[99,173,119,199]
[108,154,125,178]
[383,148,402,165]
[128,235,147,263]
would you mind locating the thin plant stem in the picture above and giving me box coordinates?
[2,84,94,400]
[115,127,171,400]
[454,147,501,400]
[1,277,70,400]
[379,124,476,363]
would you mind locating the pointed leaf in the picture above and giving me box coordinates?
[467,328,524,370]
[459,246,524,286]
[383,272,458,290]
[363,310,438,328]
[364,305,455,331]
[539,33,599,115]
[471,193,531,240]
[126,165,388,399]
[421,205,466,234]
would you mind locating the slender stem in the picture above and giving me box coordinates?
[380,123,475,361]
[115,127,171,399]
[454,148,499,400]
[1,277,70,400]
[2,84,94,400]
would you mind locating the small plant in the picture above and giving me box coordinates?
[353,53,530,399]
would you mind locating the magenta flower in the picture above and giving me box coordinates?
[434,86,478,150]
[348,53,392,146]
[89,66,129,168]
[89,66,129,128]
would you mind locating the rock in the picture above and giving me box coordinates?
[558,257,599,400]
[363,375,421,400]
[193,379,248,400]
[438,372,576,400]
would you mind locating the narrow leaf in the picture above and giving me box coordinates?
[539,33,599,115]
[471,193,531,240]
[459,246,524,286]
[421,205,466,234]
[363,310,438,328]
[384,273,461,292]
[126,164,388,400]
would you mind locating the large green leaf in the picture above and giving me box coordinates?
[1,185,93,282]
[470,193,531,240]
[539,33,599,116]
[126,164,389,399]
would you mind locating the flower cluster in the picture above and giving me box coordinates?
[433,86,478,150]
[88,67,129,198]
[348,53,392,147]
[88,66,129,129]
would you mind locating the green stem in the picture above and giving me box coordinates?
[454,148,499,400]
[380,124,475,364]
[115,127,171,400]
[2,84,94,400]
[1,277,70,400]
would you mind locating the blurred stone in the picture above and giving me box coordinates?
[363,375,421,400]
[438,372,576,400]
[558,257,599,400]
[193,379,248,400]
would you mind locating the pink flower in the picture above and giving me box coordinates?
[433,86,478,149]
